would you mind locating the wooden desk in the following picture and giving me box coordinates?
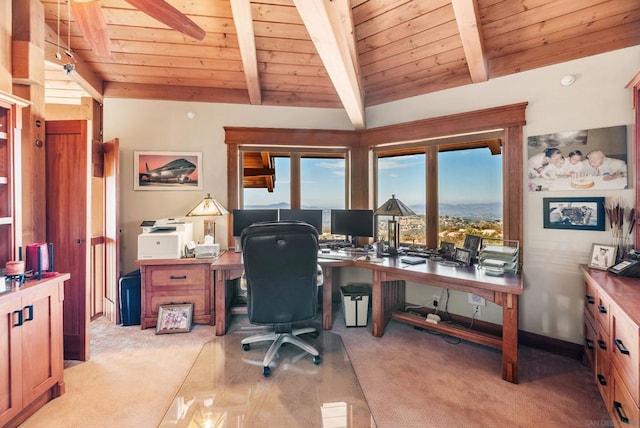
[355,257,523,383]
[211,251,523,383]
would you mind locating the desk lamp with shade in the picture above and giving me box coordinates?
[374,194,416,255]
[186,193,228,243]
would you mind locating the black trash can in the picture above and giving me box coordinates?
[119,269,141,326]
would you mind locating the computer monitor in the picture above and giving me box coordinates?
[278,209,323,234]
[232,209,279,237]
[330,209,374,243]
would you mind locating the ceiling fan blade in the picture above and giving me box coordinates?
[69,0,111,57]
[125,0,206,41]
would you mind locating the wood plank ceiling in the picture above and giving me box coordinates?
[40,0,640,130]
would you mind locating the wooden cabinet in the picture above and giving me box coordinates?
[582,266,640,427]
[0,274,70,428]
[0,91,27,268]
[136,258,214,329]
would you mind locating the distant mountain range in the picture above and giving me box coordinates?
[244,201,502,220]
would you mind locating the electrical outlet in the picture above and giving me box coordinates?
[432,295,440,307]
[468,293,486,306]
[473,305,482,317]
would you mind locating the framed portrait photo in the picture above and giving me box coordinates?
[134,151,202,190]
[454,248,472,266]
[156,303,194,334]
[588,243,617,270]
[440,241,455,259]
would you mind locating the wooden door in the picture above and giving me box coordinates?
[45,120,90,361]
[103,138,120,323]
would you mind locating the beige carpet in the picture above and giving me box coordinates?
[21,311,610,428]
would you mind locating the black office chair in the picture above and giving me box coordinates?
[240,221,322,377]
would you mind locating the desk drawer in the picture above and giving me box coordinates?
[611,304,640,407]
[596,329,611,406]
[584,316,596,370]
[150,293,207,316]
[150,266,206,287]
[612,364,640,427]
[596,291,611,336]
[585,279,598,321]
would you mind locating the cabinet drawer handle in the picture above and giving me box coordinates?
[24,305,34,322]
[170,275,187,280]
[614,339,630,355]
[585,295,595,304]
[614,401,630,424]
[597,374,607,386]
[598,305,607,314]
[585,338,594,350]
[13,309,23,327]
[597,339,607,350]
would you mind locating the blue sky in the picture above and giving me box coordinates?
[244,148,502,208]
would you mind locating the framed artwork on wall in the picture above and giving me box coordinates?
[134,151,202,190]
[527,125,628,192]
[543,197,605,231]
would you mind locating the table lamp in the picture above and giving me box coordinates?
[374,194,416,255]
[186,193,228,243]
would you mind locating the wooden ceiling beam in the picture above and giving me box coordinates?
[230,0,262,105]
[294,0,365,129]
[451,0,488,83]
[44,24,104,103]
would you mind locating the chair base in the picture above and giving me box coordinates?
[241,327,320,375]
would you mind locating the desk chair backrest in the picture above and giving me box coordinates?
[240,221,319,326]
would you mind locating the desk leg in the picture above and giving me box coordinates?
[214,271,227,336]
[372,271,384,337]
[501,292,519,383]
[322,266,333,330]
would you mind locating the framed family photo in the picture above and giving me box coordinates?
[134,151,202,190]
[588,243,617,270]
[156,303,194,334]
[454,248,472,266]
[543,197,605,231]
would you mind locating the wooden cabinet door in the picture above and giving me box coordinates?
[0,293,23,427]
[46,120,90,361]
[20,281,64,404]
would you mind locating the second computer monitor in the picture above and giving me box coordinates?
[278,209,323,234]
[330,209,374,240]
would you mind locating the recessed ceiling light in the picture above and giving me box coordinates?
[560,75,575,86]
[187,111,196,119]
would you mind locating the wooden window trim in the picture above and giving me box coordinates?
[224,102,526,249]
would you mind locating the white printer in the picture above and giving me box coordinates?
[137,218,194,260]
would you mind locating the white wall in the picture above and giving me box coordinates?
[104,45,640,344]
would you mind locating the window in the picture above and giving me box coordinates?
[239,148,347,237]
[438,147,503,248]
[375,135,506,249]
[377,153,426,246]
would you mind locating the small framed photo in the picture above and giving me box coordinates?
[156,303,194,334]
[463,235,482,259]
[588,244,617,270]
[440,241,455,258]
[454,248,472,266]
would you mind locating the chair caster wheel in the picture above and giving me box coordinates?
[263,366,271,377]
[313,355,321,365]
[242,344,251,351]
